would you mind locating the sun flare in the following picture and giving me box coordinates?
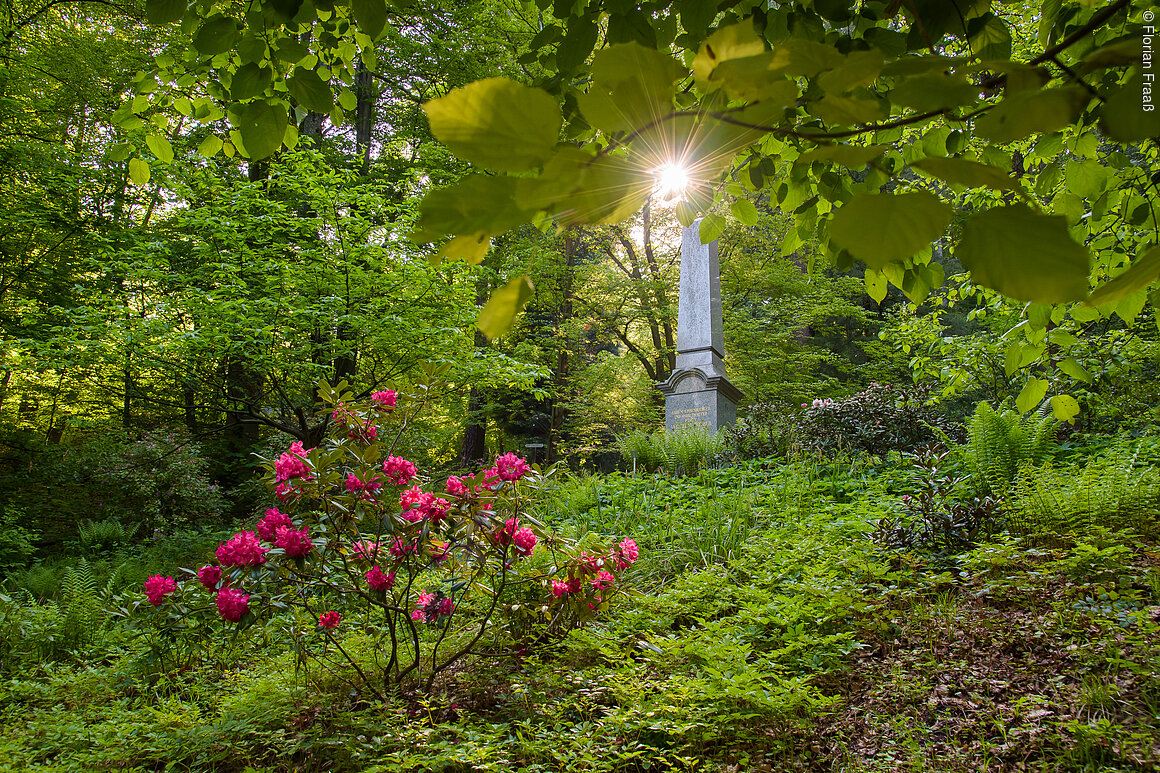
[652,162,690,203]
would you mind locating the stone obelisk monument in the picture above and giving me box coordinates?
[657,219,743,430]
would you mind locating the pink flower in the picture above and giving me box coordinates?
[613,538,639,569]
[410,609,424,621]
[551,579,571,597]
[389,537,419,557]
[352,540,381,561]
[591,570,615,591]
[366,566,396,591]
[495,517,519,547]
[427,540,451,563]
[216,531,268,567]
[382,456,417,486]
[566,577,584,594]
[216,587,250,622]
[399,486,450,523]
[348,421,378,442]
[493,453,530,482]
[144,575,176,606]
[196,565,222,591]
[318,611,341,629]
[411,591,453,624]
[274,442,311,482]
[256,508,293,542]
[274,526,312,558]
[371,390,397,410]
[512,527,537,557]
[437,597,454,616]
[445,475,468,496]
[347,473,383,499]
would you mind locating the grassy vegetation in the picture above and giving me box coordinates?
[1,443,1158,772]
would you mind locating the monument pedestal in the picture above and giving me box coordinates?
[659,219,743,431]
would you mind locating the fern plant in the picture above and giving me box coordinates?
[616,430,666,474]
[956,402,1060,495]
[60,559,105,654]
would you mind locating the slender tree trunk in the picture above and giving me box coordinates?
[548,231,577,463]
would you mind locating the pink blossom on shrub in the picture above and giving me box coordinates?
[366,566,395,591]
[274,526,312,558]
[389,537,419,557]
[445,476,468,496]
[410,608,424,621]
[352,540,381,561]
[579,552,604,572]
[144,575,177,606]
[495,517,518,546]
[512,527,537,557]
[478,468,502,491]
[347,473,383,499]
[399,486,450,523]
[256,508,293,542]
[613,538,639,570]
[427,540,450,563]
[382,456,417,486]
[590,570,615,591]
[493,453,530,481]
[348,421,378,442]
[371,390,397,410]
[437,597,454,616]
[216,531,268,567]
[551,579,571,597]
[566,576,584,594]
[197,565,222,591]
[318,611,341,629]
[274,442,311,482]
[216,587,250,622]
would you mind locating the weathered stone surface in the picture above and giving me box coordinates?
[658,219,742,431]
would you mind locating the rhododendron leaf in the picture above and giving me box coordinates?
[424,78,561,172]
[478,276,534,341]
[956,205,1091,303]
[828,191,951,270]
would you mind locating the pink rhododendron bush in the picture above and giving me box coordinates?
[138,383,638,697]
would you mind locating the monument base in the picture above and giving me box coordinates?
[658,366,742,431]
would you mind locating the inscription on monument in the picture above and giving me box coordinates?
[671,405,710,425]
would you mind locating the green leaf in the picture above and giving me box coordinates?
[956,204,1091,303]
[287,68,334,114]
[557,14,597,71]
[424,78,561,172]
[967,13,1012,60]
[193,16,239,57]
[911,156,1018,191]
[730,198,758,226]
[813,95,884,126]
[274,38,310,63]
[699,213,725,243]
[975,87,1089,143]
[108,142,132,162]
[1087,247,1160,306]
[587,43,683,132]
[145,134,173,163]
[1116,292,1148,326]
[679,0,716,39]
[1064,159,1108,199]
[1016,378,1049,413]
[1058,357,1092,383]
[417,175,532,238]
[891,72,980,112]
[797,144,889,167]
[478,276,535,340]
[549,155,651,226]
[436,232,491,265]
[693,19,766,84]
[127,157,150,185]
[1100,69,1160,142]
[514,146,591,211]
[818,50,885,93]
[338,90,358,111]
[197,135,224,157]
[828,191,952,270]
[1049,394,1080,423]
[351,0,388,39]
[145,0,184,24]
[865,269,888,304]
[768,39,844,78]
[229,101,288,160]
[231,63,271,101]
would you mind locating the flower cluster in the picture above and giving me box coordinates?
[197,565,222,591]
[491,452,530,482]
[371,390,396,410]
[256,508,293,541]
[318,611,341,629]
[144,575,176,606]
[346,473,383,500]
[382,456,417,486]
[366,566,396,591]
[399,486,450,523]
[216,587,250,622]
[494,516,537,557]
[215,531,268,567]
[274,526,312,558]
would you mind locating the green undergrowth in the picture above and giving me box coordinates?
[0,458,1158,771]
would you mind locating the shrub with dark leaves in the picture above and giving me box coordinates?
[797,383,956,457]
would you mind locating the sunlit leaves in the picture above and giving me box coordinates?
[1087,247,1160,306]
[193,16,240,57]
[798,144,890,167]
[231,64,272,101]
[956,205,1091,303]
[416,174,531,239]
[128,157,150,185]
[477,276,534,341]
[692,18,765,85]
[699,212,726,243]
[829,191,951,270]
[436,232,491,265]
[1049,394,1080,423]
[557,14,598,70]
[145,134,173,163]
[730,198,758,226]
[424,79,561,173]
[1016,377,1049,413]
[197,135,223,158]
[550,156,651,226]
[865,269,888,304]
[891,72,979,112]
[581,43,683,134]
